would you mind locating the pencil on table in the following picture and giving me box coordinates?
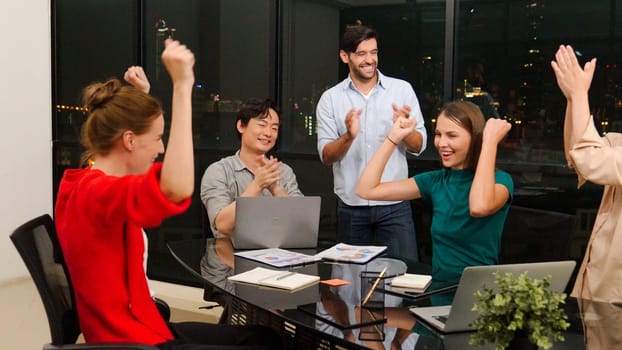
[361,266,387,306]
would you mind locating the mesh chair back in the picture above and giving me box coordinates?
[9,214,80,345]
[500,206,577,264]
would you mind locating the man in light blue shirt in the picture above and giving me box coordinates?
[316,25,427,261]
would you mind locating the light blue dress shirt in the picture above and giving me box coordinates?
[316,71,427,206]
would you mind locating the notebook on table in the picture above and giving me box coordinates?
[232,196,321,249]
[233,252,320,308]
[409,260,576,333]
[227,266,320,291]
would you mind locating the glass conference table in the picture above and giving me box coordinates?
[167,238,610,350]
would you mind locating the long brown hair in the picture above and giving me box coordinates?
[80,79,162,165]
[438,101,485,169]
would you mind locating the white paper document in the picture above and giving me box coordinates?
[234,248,320,267]
[314,243,387,264]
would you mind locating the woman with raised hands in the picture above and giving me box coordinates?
[551,44,622,303]
[55,39,281,349]
[357,101,513,284]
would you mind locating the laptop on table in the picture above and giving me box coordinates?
[232,196,321,249]
[409,261,576,333]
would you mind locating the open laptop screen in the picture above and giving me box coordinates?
[233,196,321,249]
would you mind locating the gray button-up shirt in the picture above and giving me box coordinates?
[200,150,303,237]
[316,70,427,206]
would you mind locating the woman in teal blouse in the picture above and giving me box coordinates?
[357,101,513,283]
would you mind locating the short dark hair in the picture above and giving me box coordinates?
[340,25,378,54]
[235,98,280,139]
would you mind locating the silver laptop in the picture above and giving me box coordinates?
[409,261,576,333]
[232,196,321,249]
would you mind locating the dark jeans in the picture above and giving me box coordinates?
[158,322,283,350]
[337,200,419,261]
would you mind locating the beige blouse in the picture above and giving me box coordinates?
[567,117,622,303]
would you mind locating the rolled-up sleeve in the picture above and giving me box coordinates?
[569,119,622,188]
[200,162,234,234]
[316,92,339,163]
[84,163,191,229]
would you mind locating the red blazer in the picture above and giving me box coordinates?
[55,163,190,345]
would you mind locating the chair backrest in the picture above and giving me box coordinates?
[500,205,577,264]
[9,214,81,345]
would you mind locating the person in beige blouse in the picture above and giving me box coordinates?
[551,44,622,303]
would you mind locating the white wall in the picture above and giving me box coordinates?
[0,0,53,282]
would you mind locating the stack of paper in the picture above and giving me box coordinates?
[314,243,387,264]
[390,273,432,293]
[235,243,387,267]
[228,267,320,291]
[234,248,320,268]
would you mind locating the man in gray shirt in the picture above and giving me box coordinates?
[200,98,303,238]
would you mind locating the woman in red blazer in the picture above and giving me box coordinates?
[55,39,280,349]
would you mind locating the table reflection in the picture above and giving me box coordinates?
[199,237,433,348]
[308,258,422,349]
[200,237,235,293]
[170,238,603,349]
[579,299,622,350]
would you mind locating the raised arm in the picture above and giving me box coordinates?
[552,45,622,186]
[562,102,573,164]
[391,103,424,153]
[551,45,596,154]
[469,118,511,217]
[159,39,195,202]
[356,116,421,201]
[124,66,151,94]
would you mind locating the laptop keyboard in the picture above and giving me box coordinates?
[433,315,449,324]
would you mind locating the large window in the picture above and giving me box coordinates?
[53,0,615,283]
[144,0,276,151]
[279,0,447,156]
[455,0,618,166]
[53,0,140,199]
[53,0,277,284]
[143,0,277,281]
[454,0,611,259]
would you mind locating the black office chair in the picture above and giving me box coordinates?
[500,205,577,264]
[9,214,159,350]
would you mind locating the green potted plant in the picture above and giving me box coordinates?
[469,272,570,350]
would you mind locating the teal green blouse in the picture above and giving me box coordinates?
[414,168,514,283]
